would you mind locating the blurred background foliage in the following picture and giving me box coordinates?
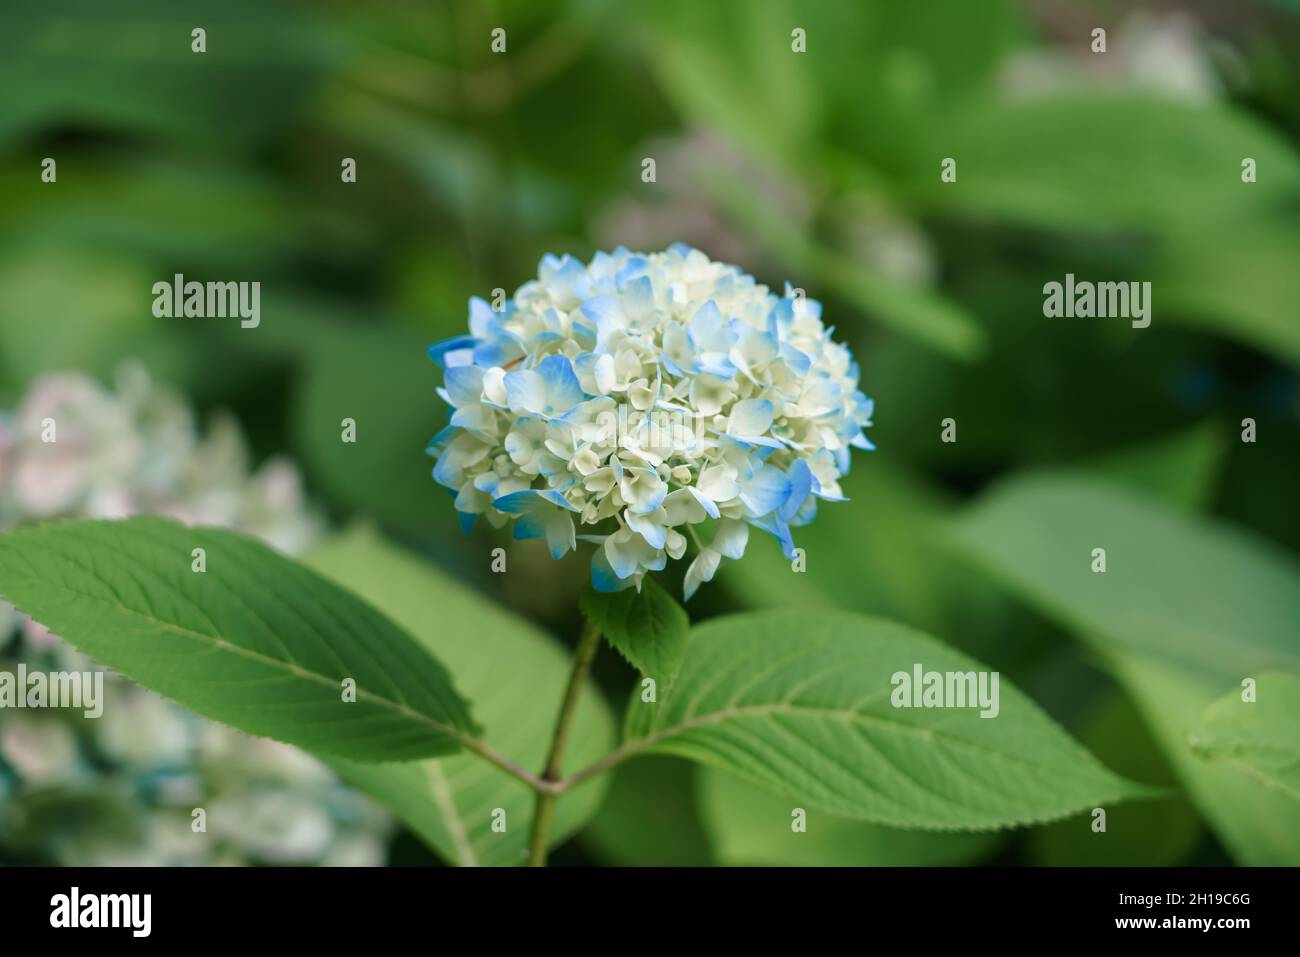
[1,0,1299,865]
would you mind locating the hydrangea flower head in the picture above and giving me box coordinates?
[427,244,874,599]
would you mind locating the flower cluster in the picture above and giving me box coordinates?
[428,245,874,598]
[0,366,390,865]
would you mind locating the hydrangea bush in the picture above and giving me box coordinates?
[0,258,1151,871]
[427,244,875,598]
[0,366,391,865]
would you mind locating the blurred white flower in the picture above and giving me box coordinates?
[1001,11,1224,104]
[0,364,391,866]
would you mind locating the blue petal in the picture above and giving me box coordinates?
[535,354,586,416]
[425,424,459,457]
[740,465,792,516]
[688,301,725,344]
[468,296,496,338]
[749,512,796,559]
[580,294,623,328]
[505,369,547,415]
[615,260,650,290]
[779,459,813,523]
[493,488,579,514]
[626,510,667,549]
[571,319,597,351]
[427,336,476,368]
[686,486,720,519]
[443,365,483,408]
[591,548,633,593]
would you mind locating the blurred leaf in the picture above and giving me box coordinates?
[581,578,689,690]
[630,0,816,167]
[698,768,999,866]
[952,475,1300,676]
[1190,671,1300,804]
[816,251,987,360]
[288,320,454,532]
[910,94,1300,232]
[0,786,146,858]
[631,0,1024,176]
[0,244,186,394]
[721,460,1021,667]
[305,527,614,866]
[0,518,481,761]
[1029,690,1202,866]
[583,756,713,866]
[697,163,988,361]
[0,0,336,148]
[1,159,365,270]
[952,475,1300,862]
[1109,655,1300,865]
[624,609,1150,829]
[1157,217,1300,368]
[1084,423,1225,513]
[318,88,503,230]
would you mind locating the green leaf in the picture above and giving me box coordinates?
[0,244,186,391]
[911,94,1300,233]
[1083,424,1225,513]
[0,0,335,149]
[583,756,714,866]
[1029,690,1202,866]
[814,251,988,362]
[622,609,1149,829]
[1106,653,1300,865]
[1156,217,1300,368]
[698,768,999,866]
[580,579,689,689]
[695,164,987,363]
[630,0,816,167]
[1190,672,1300,804]
[951,475,1300,862]
[304,528,614,866]
[951,475,1300,679]
[0,518,479,761]
[721,461,1022,669]
[291,321,455,533]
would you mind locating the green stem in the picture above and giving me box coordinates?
[526,614,602,866]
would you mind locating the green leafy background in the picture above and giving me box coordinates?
[1,0,1298,865]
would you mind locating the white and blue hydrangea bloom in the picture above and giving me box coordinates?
[427,245,874,599]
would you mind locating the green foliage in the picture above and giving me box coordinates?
[911,94,1300,231]
[952,475,1300,677]
[3,0,1299,867]
[0,0,334,148]
[0,518,480,761]
[583,756,714,866]
[1029,690,1202,867]
[304,528,614,866]
[1190,672,1300,804]
[952,476,1300,862]
[721,461,1023,669]
[580,578,689,690]
[1084,424,1225,513]
[623,609,1150,829]
[699,769,1000,866]
[292,324,455,533]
